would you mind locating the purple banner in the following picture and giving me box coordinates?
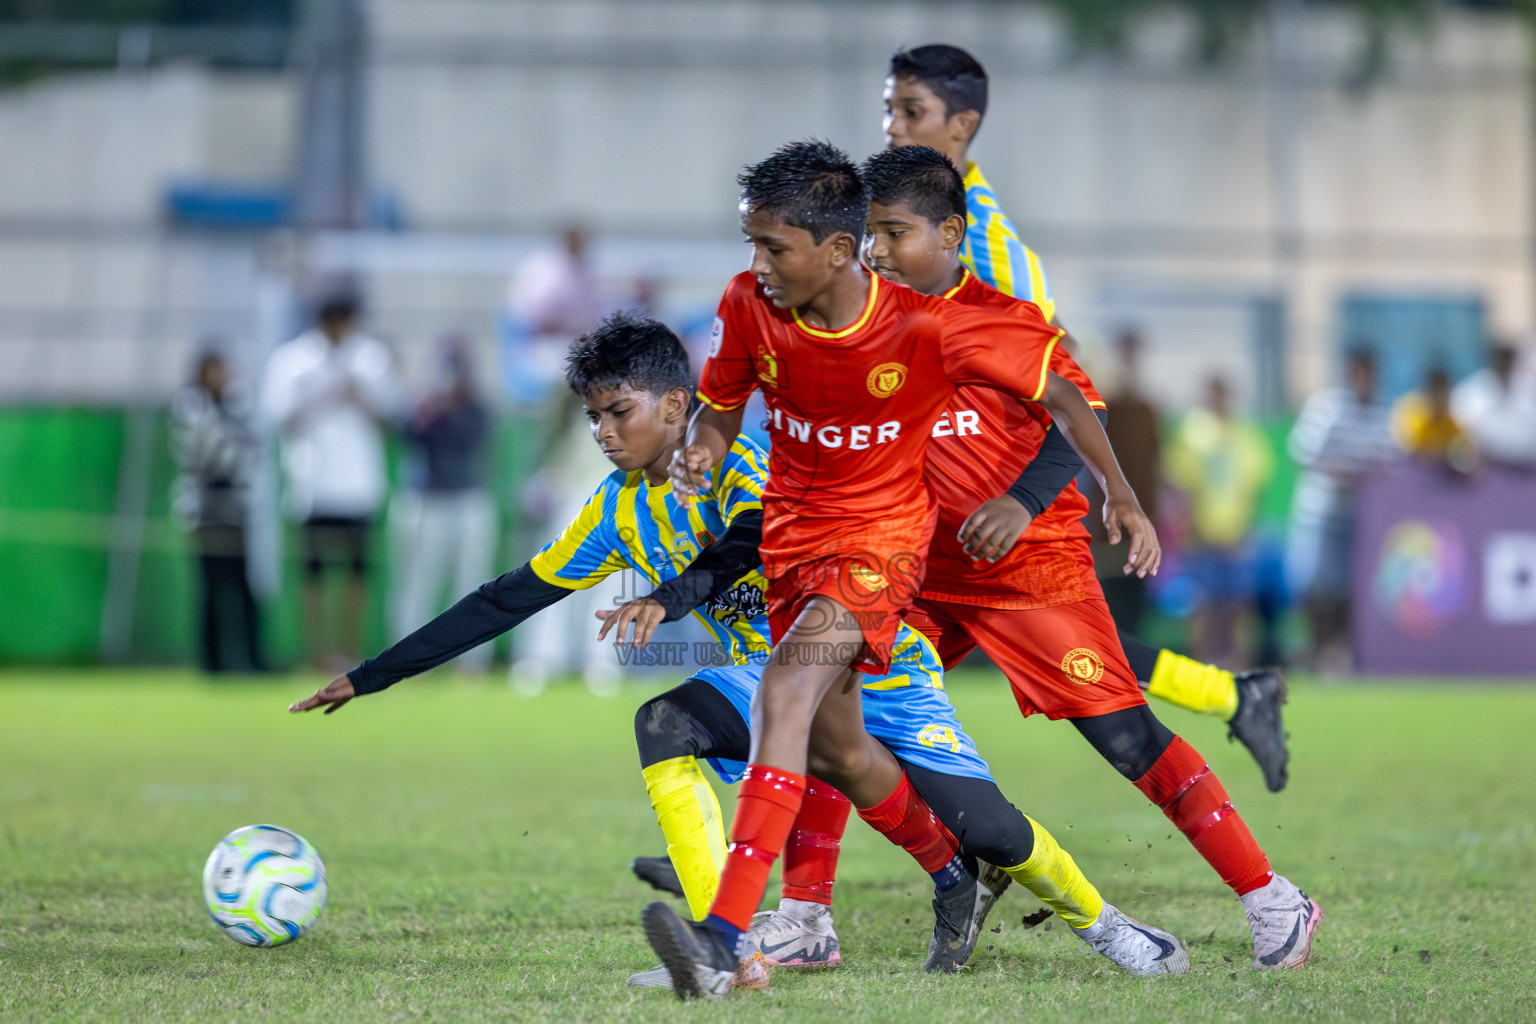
[1353,462,1536,675]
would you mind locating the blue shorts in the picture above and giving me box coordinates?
[690,655,993,786]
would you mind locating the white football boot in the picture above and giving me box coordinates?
[742,898,841,968]
[1241,874,1322,969]
[638,902,769,998]
[626,954,770,992]
[1075,903,1191,976]
[625,966,673,989]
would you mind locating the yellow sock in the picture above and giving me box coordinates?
[1146,649,1239,719]
[1002,817,1106,930]
[642,756,728,921]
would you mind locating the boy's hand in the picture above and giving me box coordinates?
[1102,493,1161,578]
[289,675,356,715]
[958,495,1034,563]
[596,598,667,647]
[668,445,712,501]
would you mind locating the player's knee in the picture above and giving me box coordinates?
[805,741,871,792]
[1072,705,1174,780]
[755,673,824,731]
[951,799,1034,866]
[634,694,700,767]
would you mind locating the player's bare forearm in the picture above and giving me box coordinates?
[1039,373,1125,497]
[672,404,743,498]
[687,404,741,465]
[1039,372,1161,577]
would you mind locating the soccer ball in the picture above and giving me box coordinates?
[202,824,327,946]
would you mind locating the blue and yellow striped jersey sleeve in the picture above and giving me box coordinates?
[706,436,768,527]
[527,473,632,590]
[961,163,1056,323]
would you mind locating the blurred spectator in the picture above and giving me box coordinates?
[1087,329,1162,633]
[501,226,604,404]
[1164,376,1274,665]
[1391,366,1473,467]
[1286,347,1397,672]
[510,387,625,696]
[171,350,264,673]
[1451,340,1536,468]
[500,229,619,694]
[259,294,403,671]
[390,336,496,672]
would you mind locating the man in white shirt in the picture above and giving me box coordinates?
[260,295,403,669]
[1286,348,1398,671]
[1451,340,1536,468]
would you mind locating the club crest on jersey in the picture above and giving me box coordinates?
[1060,647,1106,685]
[866,362,907,398]
[757,344,780,388]
[918,724,961,753]
[848,563,888,592]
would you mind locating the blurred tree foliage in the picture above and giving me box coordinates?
[1036,0,1528,81]
[0,0,292,84]
[0,0,290,24]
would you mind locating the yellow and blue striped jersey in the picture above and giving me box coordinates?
[961,162,1056,324]
[527,434,944,687]
[529,436,772,664]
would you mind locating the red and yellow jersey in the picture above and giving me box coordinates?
[921,270,1107,609]
[696,270,1062,581]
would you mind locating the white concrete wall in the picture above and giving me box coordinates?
[0,0,1528,406]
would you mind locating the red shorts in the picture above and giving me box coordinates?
[767,551,925,676]
[905,594,1147,720]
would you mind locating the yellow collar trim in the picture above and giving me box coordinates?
[792,273,880,339]
[941,268,971,300]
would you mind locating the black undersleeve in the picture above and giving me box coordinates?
[1115,629,1163,684]
[1006,408,1108,517]
[349,562,569,695]
[1069,703,1175,781]
[649,510,764,622]
[898,760,1035,868]
[634,678,752,769]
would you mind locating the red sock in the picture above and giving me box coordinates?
[1134,735,1273,895]
[780,777,851,906]
[708,764,806,931]
[856,771,958,874]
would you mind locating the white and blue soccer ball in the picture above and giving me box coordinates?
[202,824,327,946]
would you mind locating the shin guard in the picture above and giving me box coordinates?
[708,764,806,931]
[1002,816,1104,930]
[642,755,728,921]
[1134,735,1273,895]
[855,771,958,874]
[780,777,851,906]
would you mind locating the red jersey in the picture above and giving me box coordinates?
[921,269,1107,609]
[696,270,1063,583]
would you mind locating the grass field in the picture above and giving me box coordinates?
[1,667,1533,1023]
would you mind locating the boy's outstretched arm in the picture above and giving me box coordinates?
[288,564,570,714]
[596,509,764,646]
[670,403,744,499]
[1037,371,1161,578]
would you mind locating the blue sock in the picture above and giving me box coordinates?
[930,855,965,892]
[704,914,743,956]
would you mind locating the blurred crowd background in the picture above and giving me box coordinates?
[1,0,1533,681]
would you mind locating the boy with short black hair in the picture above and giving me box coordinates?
[883,43,1291,790]
[859,144,1321,970]
[641,140,1172,997]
